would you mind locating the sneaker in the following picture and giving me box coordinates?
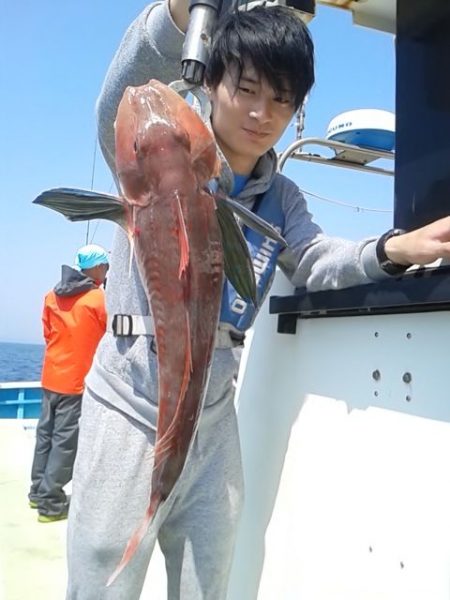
[38,511,68,523]
[29,500,38,509]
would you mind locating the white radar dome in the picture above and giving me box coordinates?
[326,109,395,151]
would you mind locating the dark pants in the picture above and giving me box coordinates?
[29,389,82,516]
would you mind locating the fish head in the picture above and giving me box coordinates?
[115,80,221,204]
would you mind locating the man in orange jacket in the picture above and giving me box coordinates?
[29,244,109,522]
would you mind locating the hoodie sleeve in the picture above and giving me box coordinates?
[42,297,52,345]
[276,178,390,291]
[96,1,185,174]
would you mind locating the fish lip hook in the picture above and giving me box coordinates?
[169,79,212,123]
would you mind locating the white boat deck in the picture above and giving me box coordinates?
[0,420,167,599]
[0,420,68,600]
[4,269,450,599]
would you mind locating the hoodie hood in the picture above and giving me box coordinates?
[215,145,278,206]
[236,149,278,202]
[54,265,98,297]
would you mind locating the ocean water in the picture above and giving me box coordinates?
[0,342,44,382]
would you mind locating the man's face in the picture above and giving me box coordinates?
[209,63,295,175]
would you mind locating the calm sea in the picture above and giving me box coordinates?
[0,342,44,382]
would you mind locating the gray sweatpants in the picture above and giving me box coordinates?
[66,385,244,600]
[29,389,82,516]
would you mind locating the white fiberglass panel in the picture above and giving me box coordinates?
[230,269,450,600]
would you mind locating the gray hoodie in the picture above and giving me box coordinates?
[86,1,390,428]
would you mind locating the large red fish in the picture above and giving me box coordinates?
[109,79,227,583]
[34,79,285,584]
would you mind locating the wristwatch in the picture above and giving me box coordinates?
[375,228,411,275]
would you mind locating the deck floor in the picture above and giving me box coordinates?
[0,420,167,599]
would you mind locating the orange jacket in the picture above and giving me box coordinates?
[41,267,107,394]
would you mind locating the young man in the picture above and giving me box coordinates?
[66,2,450,598]
[29,244,108,522]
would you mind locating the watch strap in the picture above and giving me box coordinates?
[376,228,410,275]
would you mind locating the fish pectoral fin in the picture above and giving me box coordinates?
[222,197,287,248]
[216,198,257,306]
[33,188,127,227]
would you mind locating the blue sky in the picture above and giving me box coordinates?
[1,1,395,344]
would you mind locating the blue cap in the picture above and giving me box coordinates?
[74,244,109,271]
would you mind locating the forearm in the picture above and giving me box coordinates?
[277,182,389,291]
[288,236,388,292]
[296,218,450,291]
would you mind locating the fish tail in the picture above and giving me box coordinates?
[175,192,189,277]
[106,502,156,587]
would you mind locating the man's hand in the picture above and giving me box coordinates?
[384,216,450,266]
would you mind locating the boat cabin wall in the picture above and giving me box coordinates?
[395,0,450,230]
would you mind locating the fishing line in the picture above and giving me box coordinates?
[298,187,393,214]
[86,136,98,244]
[87,179,117,244]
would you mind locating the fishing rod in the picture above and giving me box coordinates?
[181,0,224,86]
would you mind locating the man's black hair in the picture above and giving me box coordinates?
[205,5,315,110]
